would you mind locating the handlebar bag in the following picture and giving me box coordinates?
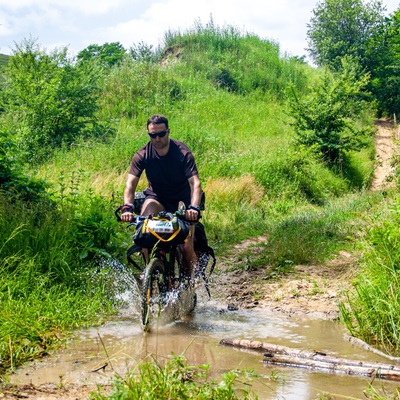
[133,216,190,248]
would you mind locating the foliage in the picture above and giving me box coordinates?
[129,41,162,63]
[0,126,49,201]
[306,0,400,117]
[263,192,381,267]
[340,198,400,355]
[0,192,118,373]
[307,0,386,70]
[367,9,400,116]
[0,53,9,85]
[99,57,184,120]
[253,144,350,205]
[0,53,9,71]
[288,57,374,165]
[90,354,258,400]
[0,38,105,164]
[0,259,112,373]
[77,42,127,68]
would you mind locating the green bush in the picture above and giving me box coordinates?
[1,38,104,164]
[288,57,374,166]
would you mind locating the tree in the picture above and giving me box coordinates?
[367,8,400,116]
[129,41,161,63]
[307,0,386,70]
[1,38,103,164]
[76,42,126,68]
[288,57,374,166]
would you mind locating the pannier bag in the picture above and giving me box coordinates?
[133,215,190,248]
[134,191,146,214]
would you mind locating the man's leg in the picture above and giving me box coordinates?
[180,225,197,279]
[140,198,165,264]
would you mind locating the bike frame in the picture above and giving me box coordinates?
[150,243,184,291]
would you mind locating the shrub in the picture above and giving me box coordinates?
[1,38,104,164]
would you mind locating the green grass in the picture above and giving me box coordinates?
[340,195,400,355]
[0,192,119,374]
[222,191,386,273]
[0,260,112,372]
[90,354,259,400]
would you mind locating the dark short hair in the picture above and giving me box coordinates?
[147,114,169,129]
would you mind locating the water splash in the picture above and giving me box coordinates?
[89,256,207,328]
[90,256,142,316]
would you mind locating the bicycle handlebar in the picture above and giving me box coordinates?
[114,206,200,226]
[114,205,146,225]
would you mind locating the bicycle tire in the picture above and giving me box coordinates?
[141,257,166,329]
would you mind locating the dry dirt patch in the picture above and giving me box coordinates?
[211,239,356,321]
[371,119,399,191]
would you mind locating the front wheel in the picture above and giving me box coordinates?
[141,258,166,330]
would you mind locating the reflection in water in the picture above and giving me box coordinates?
[10,292,400,399]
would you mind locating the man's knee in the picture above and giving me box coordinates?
[141,198,164,215]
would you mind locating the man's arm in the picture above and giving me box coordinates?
[121,174,140,222]
[124,174,140,204]
[186,175,202,221]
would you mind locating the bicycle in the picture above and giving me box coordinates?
[115,202,200,331]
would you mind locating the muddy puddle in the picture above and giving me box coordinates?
[9,286,400,399]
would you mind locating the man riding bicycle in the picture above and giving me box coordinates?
[121,114,202,280]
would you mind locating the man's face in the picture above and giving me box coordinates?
[147,123,170,152]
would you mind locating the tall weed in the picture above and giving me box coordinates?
[0,188,119,373]
[340,198,400,354]
[0,254,112,373]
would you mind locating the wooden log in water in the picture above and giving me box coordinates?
[220,338,400,381]
[343,333,400,364]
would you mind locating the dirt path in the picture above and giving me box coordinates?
[370,119,399,191]
[211,119,399,320]
[1,120,397,399]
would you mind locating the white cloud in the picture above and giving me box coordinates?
[0,0,132,15]
[0,0,399,57]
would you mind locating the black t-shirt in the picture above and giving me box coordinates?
[129,139,198,208]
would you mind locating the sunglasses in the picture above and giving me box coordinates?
[148,130,168,139]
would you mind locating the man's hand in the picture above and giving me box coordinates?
[121,212,134,222]
[186,205,201,221]
[121,204,134,222]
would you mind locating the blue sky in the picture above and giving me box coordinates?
[0,0,399,60]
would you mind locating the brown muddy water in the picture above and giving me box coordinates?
[9,279,400,399]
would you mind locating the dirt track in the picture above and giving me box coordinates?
[212,119,399,320]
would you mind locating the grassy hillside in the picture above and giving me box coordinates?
[1,23,396,375]
[35,25,375,255]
